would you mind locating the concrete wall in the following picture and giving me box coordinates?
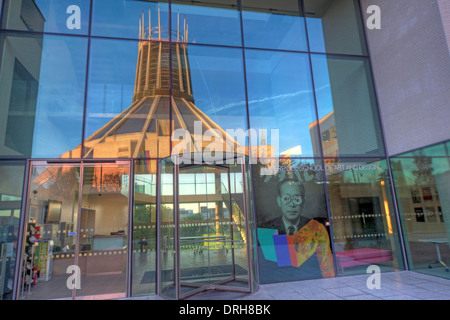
[360,0,450,156]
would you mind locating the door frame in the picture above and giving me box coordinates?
[172,155,253,300]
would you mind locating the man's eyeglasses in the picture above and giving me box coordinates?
[280,194,302,206]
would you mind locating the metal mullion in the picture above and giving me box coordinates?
[0,0,5,28]
[445,143,450,167]
[156,159,161,296]
[12,159,31,300]
[0,28,90,39]
[174,156,180,300]
[72,163,84,300]
[80,0,94,159]
[126,161,134,297]
[169,0,173,162]
[179,163,230,171]
[205,167,211,284]
[240,157,252,293]
[226,165,236,282]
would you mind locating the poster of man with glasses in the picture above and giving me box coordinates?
[254,159,335,282]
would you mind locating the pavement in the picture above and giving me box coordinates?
[238,271,450,300]
[141,271,450,300]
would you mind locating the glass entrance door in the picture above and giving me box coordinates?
[160,155,254,300]
[19,161,130,300]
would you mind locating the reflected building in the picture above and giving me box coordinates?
[62,11,249,161]
[309,111,338,160]
[0,0,44,157]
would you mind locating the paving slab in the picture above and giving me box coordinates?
[121,271,450,300]
[240,271,450,300]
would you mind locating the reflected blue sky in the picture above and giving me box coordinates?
[306,18,326,53]
[92,0,169,39]
[310,55,334,119]
[85,38,138,138]
[246,49,328,157]
[242,11,308,51]
[31,35,88,158]
[172,2,241,46]
[25,1,337,158]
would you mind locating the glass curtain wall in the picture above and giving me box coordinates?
[325,158,404,276]
[391,141,450,280]
[244,0,404,284]
[0,0,408,297]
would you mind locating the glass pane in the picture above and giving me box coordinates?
[1,0,90,35]
[171,0,241,46]
[159,157,176,299]
[395,142,448,158]
[221,171,244,194]
[304,0,367,55]
[76,163,130,299]
[20,163,80,300]
[0,161,25,300]
[92,0,169,40]
[84,38,139,158]
[84,35,172,159]
[228,162,252,287]
[178,167,226,297]
[171,45,248,159]
[132,159,157,296]
[391,144,450,279]
[326,158,404,276]
[0,32,87,158]
[241,0,308,51]
[0,32,40,157]
[311,54,385,157]
[253,158,334,283]
[245,49,319,157]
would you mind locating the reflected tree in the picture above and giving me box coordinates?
[411,150,435,186]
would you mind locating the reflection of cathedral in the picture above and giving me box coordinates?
[61,11,242,161]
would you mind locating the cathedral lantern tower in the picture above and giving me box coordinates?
[133,10,193,103]
[61,9,239,160]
